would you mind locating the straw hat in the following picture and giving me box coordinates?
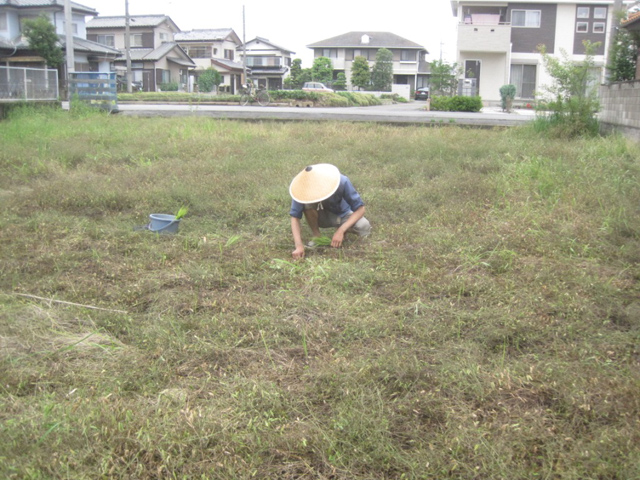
[289,164,340,204]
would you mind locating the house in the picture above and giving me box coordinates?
[306,31,430,90]
[86,15,195,92]
[621,10,640,79]
[174,28,245,94]
[451,0,620,105]
[238,37,294,90]
[0,0,119,73]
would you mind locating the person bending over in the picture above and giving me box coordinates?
[289,163,371,260]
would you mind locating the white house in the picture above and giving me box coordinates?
[174,28,245,94]
[86,15,195,92]
[451,0,622,105]
[307,31,430,90]
[239,37,294,90]
[0,0,119,73]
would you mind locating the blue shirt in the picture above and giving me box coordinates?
[289,174,364,219]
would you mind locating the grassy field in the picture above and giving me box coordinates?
[1,106,639,479]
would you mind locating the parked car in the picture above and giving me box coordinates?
[414,87,429,101]
[302,82,334,93]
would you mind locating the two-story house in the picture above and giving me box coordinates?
[238,37,294,90]
[86,15,195,92]
[174,28,245,94]
[0,0,119,73]
[307,32,430,91]
[451,0,619,105]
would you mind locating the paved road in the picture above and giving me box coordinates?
[113,101,536,127]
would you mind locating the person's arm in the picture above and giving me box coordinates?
[291,216,306,259]
[331,205,365,248]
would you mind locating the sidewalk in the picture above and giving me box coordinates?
[480,106,537,116]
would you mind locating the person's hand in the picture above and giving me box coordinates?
[331,230,345,248]
[292,246,305,260]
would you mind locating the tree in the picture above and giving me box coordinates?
[311,56,333,85]
[371,48,394,91]
[607,8,640,82]
[429,60,460,96]
[332,72,347,91]
[538,41,601,136]
[607,27,639,82]
[197,68,222,92]
[285,58,305,89]
[350,56,371,90]
[22,15,64,68]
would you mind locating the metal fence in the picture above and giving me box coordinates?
[0,66,59,101]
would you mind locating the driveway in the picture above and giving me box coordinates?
[110,101,536,127]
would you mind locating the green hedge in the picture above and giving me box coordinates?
[430,95,483,112]
[117,90,383,107]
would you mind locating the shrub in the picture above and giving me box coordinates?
[431,95,482,112]
[160,82,179,92]
[537,41,601,138]
[197,68,222,93]
[499,84,516,111]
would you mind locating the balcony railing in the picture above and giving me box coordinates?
[457,23,512,53]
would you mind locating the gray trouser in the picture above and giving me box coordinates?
[313,209,372,237]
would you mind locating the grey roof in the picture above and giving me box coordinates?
[241,36,294,55]
[307,31,426,50]
[86,15,178,30]
[174,28,236,42]
[211,57,244,71]
[65,35,121,55]
[0,34,119,57]
[114,42,195,66]
[0,0,96,15]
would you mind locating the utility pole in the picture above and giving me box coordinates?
[64,0,74,99]
[242,5,247,88]
[125,0,132,93]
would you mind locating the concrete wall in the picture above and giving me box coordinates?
[599,80,640,142]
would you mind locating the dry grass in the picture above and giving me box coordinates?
[0,106,639,479]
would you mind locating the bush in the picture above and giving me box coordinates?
[160,82,179,91]
[197,68,222,93]
[499,84,516,111]
[430,95,482,112]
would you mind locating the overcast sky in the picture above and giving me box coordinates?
[83,0,459,67]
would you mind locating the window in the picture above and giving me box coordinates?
[63,21,78,34]
[401,50,415,61]
[159,32,170,43]
[593,22,605,33]
[510,64,536,99]
[188,47,208,58]
[511,10,541,27]
[131,34,143,47]
[322,48,337,58]
[224,49,234,60]
[576,22,588,33]
[594,7,607,19]
[97,35,115,47]
[162,70,171,84]
[353,49,374,60]
[0,13,7,31]
[577,7,590,18]
[19,15,40,32]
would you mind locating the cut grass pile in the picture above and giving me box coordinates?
[1,106,639,479]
